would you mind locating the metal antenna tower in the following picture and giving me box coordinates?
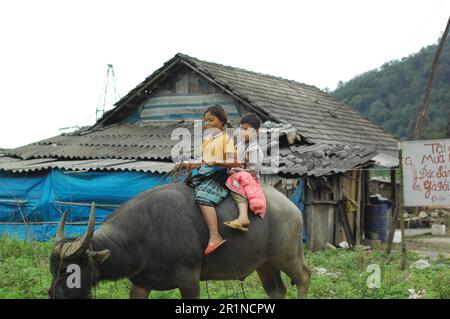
[96,64,119,120]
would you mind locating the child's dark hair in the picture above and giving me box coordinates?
[204,104,233,128]
[239,113,261,130]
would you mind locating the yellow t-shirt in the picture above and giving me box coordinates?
[202,132,235,163]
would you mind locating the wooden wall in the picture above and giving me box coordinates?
[304,170,365,251]
[335,170,363,245]
[304,176,337,251]
[125,69,244,122]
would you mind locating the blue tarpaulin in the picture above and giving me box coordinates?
[1,169,307,243]
[289,178,307,243]
[0,169,172,241]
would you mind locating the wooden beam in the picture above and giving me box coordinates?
[0,199,29,204]
[304,200,338,205]
[364,169,370,204]
[54,200,120,208]
[336,200,355,247]
[386,170,398,253]
[0,221,103,225]
[386,168,399,255]
[385,201,400,255]
[355,169,362,244]
[360,169,369,239]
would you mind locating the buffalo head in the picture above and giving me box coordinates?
[48,203,110,299]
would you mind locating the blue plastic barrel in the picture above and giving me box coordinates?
[364,204,389,241]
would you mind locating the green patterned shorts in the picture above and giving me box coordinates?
[194,178,229,207]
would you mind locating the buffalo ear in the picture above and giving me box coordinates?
[88,250,111,265]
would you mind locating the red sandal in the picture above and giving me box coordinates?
[204,239,226,255]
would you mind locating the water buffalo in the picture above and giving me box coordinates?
[48,182,311,299]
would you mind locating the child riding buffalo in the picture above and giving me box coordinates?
[185,105,239,255]
[224,113,265,232]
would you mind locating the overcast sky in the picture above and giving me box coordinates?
[0,0,448,149]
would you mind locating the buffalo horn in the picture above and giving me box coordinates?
[60,202,96,257]
[55,210,68,243]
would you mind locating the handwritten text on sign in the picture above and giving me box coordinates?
[402,139,450,206]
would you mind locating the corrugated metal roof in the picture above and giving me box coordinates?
[5,121,296,161]
[1,144,378,177]
[262,144,378,176]
[2,121,381,177]
[7,143,175,161]
[371,152,399,168]
[0,156,174,174]
[5,122,193,161]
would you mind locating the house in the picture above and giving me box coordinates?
[0,53,399,249]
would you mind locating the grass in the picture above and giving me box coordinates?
[0,236,449,299]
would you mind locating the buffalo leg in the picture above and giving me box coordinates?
[256,262,287,299]
[275,258,311,299]
[179,282,200,299]
[129,283,151,299]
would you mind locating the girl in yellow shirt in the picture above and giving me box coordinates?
[186,105,238,255]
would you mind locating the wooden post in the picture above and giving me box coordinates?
[390,168,397,216]
[364,169,370,204]
[337,200,355,247]
[398,148,407,270]
[355,169,362,245]
[360,169,369,240]
[386,168,399,255]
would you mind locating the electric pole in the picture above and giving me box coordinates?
[96,64,119,121]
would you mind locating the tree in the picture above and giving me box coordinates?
[332,36,450,140]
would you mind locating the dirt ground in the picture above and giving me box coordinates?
[402,228,450,260]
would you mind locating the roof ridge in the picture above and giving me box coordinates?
[176,53,321,92]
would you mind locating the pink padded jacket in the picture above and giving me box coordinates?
[226,171,266,218]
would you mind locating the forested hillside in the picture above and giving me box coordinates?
[333,37,450,140]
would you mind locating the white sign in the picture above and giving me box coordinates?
[402,139,450,207]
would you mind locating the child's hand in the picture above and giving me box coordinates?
[230,167,244,173]
[177,162,200,170]
[205,161,216,167]
[187,163,202,169]
[180,163,190,170]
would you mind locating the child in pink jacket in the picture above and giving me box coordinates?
[223,113,265,232]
